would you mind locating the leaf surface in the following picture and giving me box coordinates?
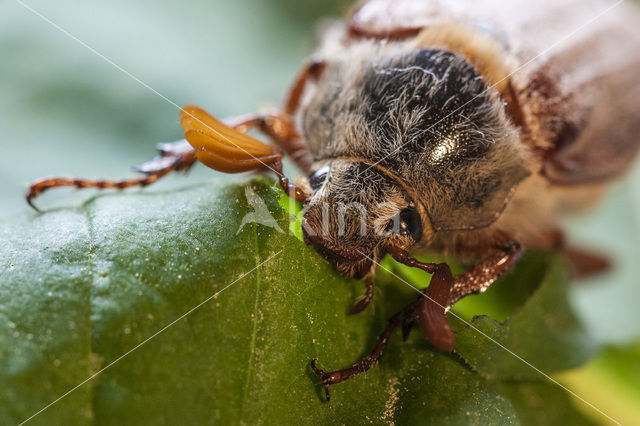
[0,180,597,425]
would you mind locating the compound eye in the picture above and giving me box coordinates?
[398,207,422,241]
[308,165,330,191]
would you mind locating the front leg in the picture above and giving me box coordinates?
[349,277,375,315]
[311,297,420,401]
[389,241,522,351]
[26,107,309,210]
[312,241,522,400]
[25,139,199,211]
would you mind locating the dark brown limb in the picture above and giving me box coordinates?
[384,245,438,273]
[415,242,521,350]
[311,296,421,401]
[401,317,416,341]
[271,160,307,203]
[349,277,375,315]
[389,241,522,310]
[26,139,197,211]
[418,263,457,351]
[393,242,522,350]
[311,241,522,399]
[385,245,455,351]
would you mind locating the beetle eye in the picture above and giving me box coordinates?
[395,207,422,241]
[308,165,329,191]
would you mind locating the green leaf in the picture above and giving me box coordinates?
[0,180,598,424]
[0,211,93,425]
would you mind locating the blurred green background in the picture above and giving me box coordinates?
[1,0,639,423]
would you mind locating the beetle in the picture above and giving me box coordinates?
[26,0,640,400]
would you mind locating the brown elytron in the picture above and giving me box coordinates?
[26,0,640,400]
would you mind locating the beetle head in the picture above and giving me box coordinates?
[302,160,426,278]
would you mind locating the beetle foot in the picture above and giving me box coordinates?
[310,359,334,401]
[349,277,374,315]
[311,298,421,400]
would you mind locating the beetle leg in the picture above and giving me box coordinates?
[311,296,420,401]
[384,246,454,350]
[561,248,610,279]
[27,55,327,210]
[446,241,522,306]
[389,242,522,349]
[284,57,326,115]
[25,110,310,210]
[270,159,307,202]
[401,317,416,341]
[131,139,198,176]
[349,277,375,315]
[311,242,522,399]
[25,139,197,211]
[346,5,423,42]
[208,59,324,176]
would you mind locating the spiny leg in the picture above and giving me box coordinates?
[26,139,197,211]
[311,265,458,401]
[26,108,309,210]
[349,277,375,315]
[27,171,169,212]
[311,296,420,401]
[311,240,522,400]
[390,241,522,350]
